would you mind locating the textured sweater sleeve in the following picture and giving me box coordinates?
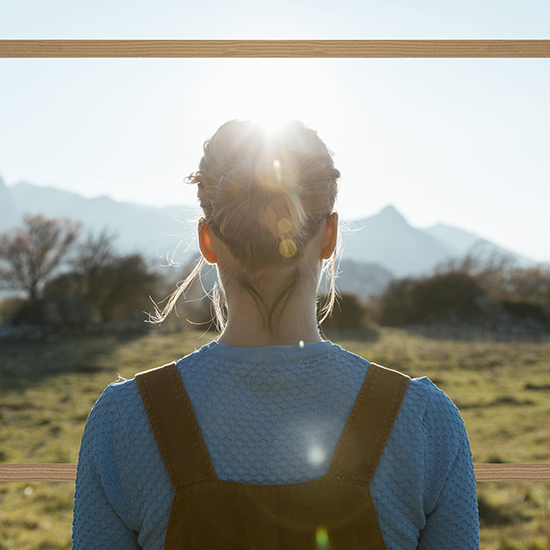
[72,384,142,550]
[418,383,480,550]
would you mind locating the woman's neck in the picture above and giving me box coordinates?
[216,278,322,348]
[217,319,322,348]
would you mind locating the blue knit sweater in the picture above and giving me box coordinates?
[72,340,479,549]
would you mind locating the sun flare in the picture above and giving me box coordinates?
[204,59,342,136]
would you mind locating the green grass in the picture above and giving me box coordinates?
[1,326,549,549]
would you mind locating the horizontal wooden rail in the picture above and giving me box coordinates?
[0,463,549,482]
[0,464,77,482]
[1,40,550,58]
[474,464,550,482]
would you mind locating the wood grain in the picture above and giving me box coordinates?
[1,40,549,58]
[0,464,77,482]
[1,463,549,482]
[473,463,550,482]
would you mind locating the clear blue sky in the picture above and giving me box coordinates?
[1,1,549,262]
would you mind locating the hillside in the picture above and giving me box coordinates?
[0,179,200,264]
[0,179,536,299]
[423,222,534,269]
[342,206,456,277]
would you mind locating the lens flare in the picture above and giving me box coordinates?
[308,445,326,465]
[273,159,282,184]
[279,239,297,258]
[250,116,290,137]
[316,526,329,549]
[278,218,293,233]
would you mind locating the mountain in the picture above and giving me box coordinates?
[4,182,201,264]
[421,223,478,254]
[0,177,20,232]
[0,181,536,300]
[332,260,393,301]
[342,206,460,277]
[341,205,536,278]
[423,223,534,269]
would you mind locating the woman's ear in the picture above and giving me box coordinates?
[198,219,218,264]
[321,212,338,260]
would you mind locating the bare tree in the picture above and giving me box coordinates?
[492,265,550,310]
[45,229,162,322]
[71,228,119,311]
[0,214,81,300]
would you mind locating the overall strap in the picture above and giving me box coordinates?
[136,362,217,490]
[328,363,410,484]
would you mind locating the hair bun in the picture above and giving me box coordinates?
[190,120,339,270]
[151,120,340,328]
[211,159,307,263]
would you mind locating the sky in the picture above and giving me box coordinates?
[1,1,549,263]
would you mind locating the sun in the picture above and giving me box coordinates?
[201,59,341,135]
[250,113,292,136]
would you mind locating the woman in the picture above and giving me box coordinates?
[72,120,479,549]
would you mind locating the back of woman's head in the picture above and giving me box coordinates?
[187,120,340,271]
[150,120,341,331]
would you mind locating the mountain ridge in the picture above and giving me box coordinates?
[1,180,200,262]
[0,180,537,299]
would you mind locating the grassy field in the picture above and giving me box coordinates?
[0,326,549,549]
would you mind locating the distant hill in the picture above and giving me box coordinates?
[422,222,534,269]
[421,223,479,254]
[0,177,20,231]
[332,260,393,301]
[342,206,455,277]
[0,179,201,264]
[0,179,536,301]
[342,205,534,277]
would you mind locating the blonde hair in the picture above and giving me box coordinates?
[151,120,340,332]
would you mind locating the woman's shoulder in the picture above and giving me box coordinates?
[409,375,463,423]
[398,375,469,459]
[86,374,147,432]
[396,373,462,426]
[87,347,208,423]
[347,358,467,442]
[406,375,452,406]
[82,375,159,467]
[333,348,459,413]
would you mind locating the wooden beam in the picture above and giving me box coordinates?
[1,40,549,58]
[0,463,77,482]
[473,463,550,482]
[1,463,549,482]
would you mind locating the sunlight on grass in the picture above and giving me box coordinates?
[1,327,549,549]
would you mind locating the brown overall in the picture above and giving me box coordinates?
[136,362,410,550]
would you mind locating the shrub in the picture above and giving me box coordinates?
[319,292,369,330]
[500,299,550,328]
[44,252,162,323]
[375,271,485,326]
[486,266,550,317]
[11,297,93,328]
[0,296,27,324]
[0,214,81,301]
